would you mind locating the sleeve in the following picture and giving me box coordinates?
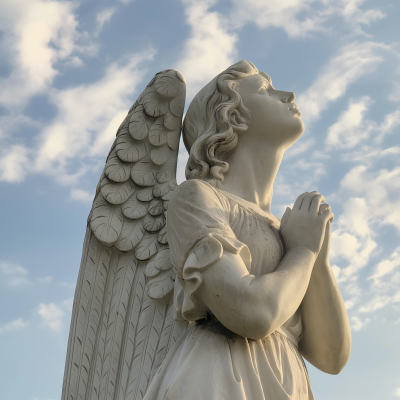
[167,180,251,322]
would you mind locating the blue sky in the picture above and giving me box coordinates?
[0,0,399,399]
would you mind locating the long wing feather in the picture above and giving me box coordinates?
[62,69,188,400]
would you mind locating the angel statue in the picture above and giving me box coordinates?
[62,60,351,400]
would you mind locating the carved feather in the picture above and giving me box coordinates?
[105,150,132,183]
[116,129,149,163]
[122,195,148,220]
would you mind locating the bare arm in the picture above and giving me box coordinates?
[299,222,351,374]
[197,192,333,340]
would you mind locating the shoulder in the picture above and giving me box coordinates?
[170,179,224,210]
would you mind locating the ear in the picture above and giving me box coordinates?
[230,109,248,133]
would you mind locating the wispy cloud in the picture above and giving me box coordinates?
[95,7,117,34]
[230,0,385,38]
[0,261,31,287]
[0,317,29,334]
[0,145,30,182]
[350,315,370,331]
[37,303,64,332]
[298,42,389,124]
[70,188,94,202]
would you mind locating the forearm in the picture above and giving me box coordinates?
[199,246,316,340]
[299,259,351,374]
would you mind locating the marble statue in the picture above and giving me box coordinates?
[62,60,351,400]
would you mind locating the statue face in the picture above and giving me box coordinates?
[237,73,305,148]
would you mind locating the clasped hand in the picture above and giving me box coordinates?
[280,191,334,257]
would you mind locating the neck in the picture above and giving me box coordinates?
[220,139,284,214]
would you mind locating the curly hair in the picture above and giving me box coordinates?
[183,60,259,186]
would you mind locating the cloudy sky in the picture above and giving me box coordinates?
[0,0,399,399]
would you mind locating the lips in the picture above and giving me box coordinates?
[289,104,301,116]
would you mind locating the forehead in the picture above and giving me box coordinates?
[238,73,273,91]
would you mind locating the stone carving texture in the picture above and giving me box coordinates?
[62,60,351,400]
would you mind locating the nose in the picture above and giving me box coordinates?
[281,92,295,103]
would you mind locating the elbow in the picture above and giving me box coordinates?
[241,308,280,340]
[318,345,351,375]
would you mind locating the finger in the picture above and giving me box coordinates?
[300,191,319,213]
[280,207,292,229]
[320,209,334,223]
[309,194,326,214]
[293,192,309,211]
[318,203,330,214]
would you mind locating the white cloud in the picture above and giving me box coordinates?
[0,261,31,286]
[0,145,30,182]
[340,165,400,232]
[176,0,237,99]
[37,303,64,332]
[350,315,370,331]
[395,387,400,398]
[0,317,29,334]
[342,145,400,164]
[359,291,400,313]
[369,247,400,286]
[71,188,94,202]
[34,50,154,184]
[96,7,117,34]
[298,42,389,123]
[374,108,400,143]
[0,0,94,110]
[330,198,377,282]
[326,97,374,149]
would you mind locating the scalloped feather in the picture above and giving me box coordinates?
[148,199,163,216]
[129,105,152,140]
[148,269,174,299]
[164,113,181,131]
[135,232,159,261]
[151,146,173,166]
[167,130,180,150]
[148,117,168,147]
[169,96,185,117]
[105,151,131,183]
[122,194,148,220]
[101,176,135,205]
[131,157,157,187]
[152,182,170,198]
[116,129,149,163]
[154,247,172,271]
[91,195,124,246]
[158,224,168,245]
[145,257,159,278]
[143,214,165,233]
[154,74,182,97]
[136,186,154,202]
[115,219,145,252]
[142,91,169,117]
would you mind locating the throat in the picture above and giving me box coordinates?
[220,144,284,214]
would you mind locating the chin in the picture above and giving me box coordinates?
[283,118,305,149]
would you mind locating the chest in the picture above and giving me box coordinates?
[229,205,283,277]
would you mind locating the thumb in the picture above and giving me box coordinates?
[280,207,292,230]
